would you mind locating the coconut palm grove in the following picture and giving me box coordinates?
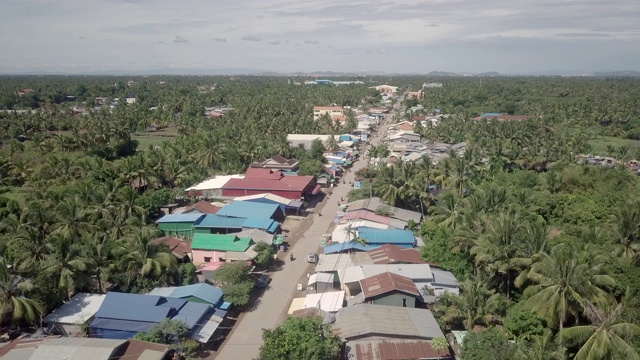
[1,75,640,359]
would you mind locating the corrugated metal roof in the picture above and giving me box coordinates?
[194,214,245,228]
[147,287,176,297]
[191,234,252,252]
[323,242,379,254]
[367,244,427,265]
[303,291,345,313]
[169,283,224,306]
[94,293,175,323]
[308,272,335,286]
[44,293,106,325]
[351,339,449,360]
[216,201,281,219]
[358,228,416,245]
[191,311,223,343]
[333,304,444,341]
[28,338,127,360]
[346,197,422,223]
[241,218,280,233]
[431,269,459,287]
[171,301,210,329]
[360,272,421,298]
[185,174,244,191]
[156,213,205,224]
[342,264,433,284]
[234,193,293,205]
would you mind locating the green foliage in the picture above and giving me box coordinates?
[134,318,190,349]
[419,224,473,279]
[253,241,275,268]
[213,262,254,306]
[259,316,341,360]
[179,263,197,286]
[298,158,325,176]
[136,188,174,218]
[503,303,545,341]
[462,327,515,360]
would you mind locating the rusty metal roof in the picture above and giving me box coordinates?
[352,339,452,360]
[360,272,420,299]
[367,244,427,265]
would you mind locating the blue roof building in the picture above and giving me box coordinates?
[193,214,280,234]
[149,284,224,307]
[89,292,212,340]
[358,228,416,248]
[323,242,379,254]
[156,213,205,223]
[216,201,285,222]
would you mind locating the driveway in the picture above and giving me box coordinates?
[213,111,392,360]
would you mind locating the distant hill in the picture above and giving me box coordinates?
[592,70,640,77]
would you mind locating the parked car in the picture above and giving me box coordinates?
[307,253,318,263]
[255,274,270,288]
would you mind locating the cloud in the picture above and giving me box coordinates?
[555,32,612,38]
[268,41,280,45]
[303,40,319,45]
[212,37,227,43]
[173,35,189,43]
[241,35,261,42]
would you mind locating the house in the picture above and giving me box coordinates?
[221,171,317,200]
[330,221,389,244]
[370,85,399,96]
[190,234,254,263]
[358,228,417,248]
[287,134,335,150]
[387,131,421,143]
[355,272,422,308]
[156,213,205,238]
[423,82,443,88]
[250,155,300,172]
[389,121,414,132]
[307,272,336,293]
[427,269,460,297]
[89,292,216,343]
[151,236,192,261]
[215,200,285,223]
[43,293,106,336]
[314,106,344,120]
[406,90,423,99]
[0,338,171,360]
[234,193,305,215]
[333,304,451,360]
[346,197,422,223]
[367,244,427,265]
[193,214,280,234]
[182,200,222,215]
[185,174,244,198]
[340,264,434,296]
[323,242,379,255]
[341,210,408,229]
[148,283,224,307]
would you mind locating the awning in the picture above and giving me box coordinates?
[311,184,322,195]
[191,312,223,343]
[273,235,284,245]
[308,273,335,286]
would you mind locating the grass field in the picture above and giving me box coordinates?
[588,136,640,155]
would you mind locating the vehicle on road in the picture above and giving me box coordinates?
[255,274,270,288]
[307,253,318,263]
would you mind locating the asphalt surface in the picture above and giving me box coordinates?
[214,112,392,360]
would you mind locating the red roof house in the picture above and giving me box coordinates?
[183,200,222,214]
[221,170,316,200]
[367,244,428,265]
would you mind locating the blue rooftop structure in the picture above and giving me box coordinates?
[170,283,224,307]
[216,201,284,220]
[357,228,416,248]
[323,242,379,254]
[242,218,280,233]
[194,215,245,228]
[156,213,205,223]
[482,112,502,117]
[89,292,211,340]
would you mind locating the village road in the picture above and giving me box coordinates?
[214,110,394,360]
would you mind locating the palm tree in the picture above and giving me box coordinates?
[43,235,92,300]
[518,243,616,336]
[562,301,640,360]
[471,213,524,299]
[0,258,44,324]
[433,275,508,331]
[611,198,640,261]
[516,330,563,360]
[120,227,178,286]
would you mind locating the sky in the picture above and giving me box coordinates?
[1,0,639,74]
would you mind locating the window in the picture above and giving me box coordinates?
[204,257,212,263]
[402,298,407,307]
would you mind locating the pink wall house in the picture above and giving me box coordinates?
[192,249,226,264]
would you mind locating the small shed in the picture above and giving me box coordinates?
[307,273,336,293]
[44,293,106,336]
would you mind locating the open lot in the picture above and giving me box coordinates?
[588,135,640,154]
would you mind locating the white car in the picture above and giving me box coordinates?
[307,253,318,263]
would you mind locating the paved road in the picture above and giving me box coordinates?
[214,113,393,360]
